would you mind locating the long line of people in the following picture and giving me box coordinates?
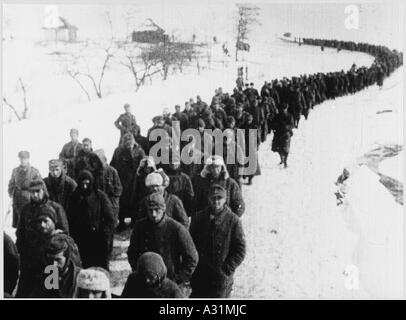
[4,38,403,298]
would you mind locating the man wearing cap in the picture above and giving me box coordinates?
[16,179,70,297]
[67,170,115,270]
[190,184,246,298]
[114,104,140,146]
[110,132,146,231]
[8,151,41,228]
[137,171,189,229]
[44,159,77,212]
[73,267,112,298]
[193,155,245,217]
[30,233,82,298]
[59,129,84,178]
[128,192,198,297]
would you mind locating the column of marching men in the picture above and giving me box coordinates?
[4,38,403,298]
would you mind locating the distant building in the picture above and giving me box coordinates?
[42,16,78,42]
[131,18,168,43]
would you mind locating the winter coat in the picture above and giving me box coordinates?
[73,149,93,180]
[271,111,295,154]
[110,144,146,220]
[67,173,115,270]
[15,197,70,297]
[30,258,81,298]
[137,191,190,229]
[44,171,77,212]
[192,164,245,217]
[128,215,198,285]
[59,141,83,178]
[8,165,42,228]
[114,112,140,141]
[190,205,246,298]
[4,232,20,296]
[89,151,122,222]
[165,169,195,216]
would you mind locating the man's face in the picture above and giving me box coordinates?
[157,119,165,127]
[142,271,159,288]
[124,139,134,150]
[70,133,78,142]
[50,166,62,178]
[209,195,226,214]
[83,141,92,152]
[185,102,190,110]
[208,164,222,177]
[19,158,29,167]
[125,106,131,114]
[147,207,165,224]
[89,158,101,172]
[30,189,44,203]
[35,216,55,236]
[148,185,164,194]
[80,179,91,192]
[175,106,181,113]
[47,251,67,272]
[79,289,104,299]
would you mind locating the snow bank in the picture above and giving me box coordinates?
[379,150,404,182]
[343,165,403,298]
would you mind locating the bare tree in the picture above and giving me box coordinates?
[62,41,115,100]
[117,42,162,91]
[235,5,261,62]
[2,77,30,121]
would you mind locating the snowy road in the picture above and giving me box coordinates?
[233,68,403,299]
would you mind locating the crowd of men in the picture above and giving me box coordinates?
[4,38,403,298]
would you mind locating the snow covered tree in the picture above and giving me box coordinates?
[235,5,260,62]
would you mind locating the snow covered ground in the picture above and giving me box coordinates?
[2,36,403,298]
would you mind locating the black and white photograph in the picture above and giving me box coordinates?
[1,0,405,304]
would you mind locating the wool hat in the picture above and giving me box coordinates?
[155,169,170,188]
[209,184,227,199]
[145,172,164,187]
[49,159,63,169]
[205,155,225,167]
[28,179,46,192]
[34,205,57,224]
[45,233,70,255]
[75,267,111,298]
[146,192,166,211]
[136,252,167,280]
[18,150,30,159]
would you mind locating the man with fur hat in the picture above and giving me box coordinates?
[110,132,145,231]
[59,128,83,178]
[128,193,198,297]
[191,184,246,298]
[137,170,189,229]
[16,179,70,297]
[74,267,111,298]
[30,233,82,298]
[192,155,245,217]
[44,159,77,212]
[67,170,115,270]
[122,252,184,298]
[88,149,122,225]
[8,150,41,228]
